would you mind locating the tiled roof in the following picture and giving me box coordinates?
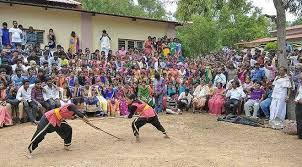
[270,25,302,33]
[237,34,302,45]
[47,0,81,5]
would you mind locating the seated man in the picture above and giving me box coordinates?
[43,78,60,110]
[244,81,265,118]
[16,80,39,125]
[177,89,193,113]
[225,81,246,115]
[31,79,46,119]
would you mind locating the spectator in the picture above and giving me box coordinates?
[213,68,227,87]
[42,78,60,110]
[11,68,26,87]
[16,80,38,125]
[208,82,225,116]
[225,81,246,115]
[251,63,265,82]
[244,81,265,118]
[154,72,165,113]
[0,81,13,127]
[177,89,193,113]
[9,21,23,48]
[18,25,26,50]
[26,26,37,46]
[30,79,45,119]
[47,28,56,49]
[69,31,79,55]
[100,30,111,56]
[2,22,10,47]
[260,84,273,119]
[270,67,291,123]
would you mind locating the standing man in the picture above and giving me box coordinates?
[9,21,22,48]
[153,72,166,113]
[26,26,37,47]
[2,22,10,47]
[295,73,302,139]
[100,30,111,57]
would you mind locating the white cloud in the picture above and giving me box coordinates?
[251,0,297,21]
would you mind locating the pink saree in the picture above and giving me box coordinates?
[208,88,225,116]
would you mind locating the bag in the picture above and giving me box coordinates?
[282,120,297,135]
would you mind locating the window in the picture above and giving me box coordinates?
[118,39,144,51]
[24,28,45,44]
[118,39,126,49]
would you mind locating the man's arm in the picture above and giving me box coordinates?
[67,104,85,118]
[16,87,23,101]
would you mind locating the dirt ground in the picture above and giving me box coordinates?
[0,113,301,167]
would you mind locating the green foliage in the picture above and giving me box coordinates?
[137,0,166,19]
[292,17,302,26]
[177,16,221,57]
[82,0,166,19]
[264,41,278,51]
[176,0,269,57]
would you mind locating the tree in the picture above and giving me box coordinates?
[82,0,166,19]
[292,17,302,26]
[137,0,166,19]
[175,0,269,56]
[271,0,302,67]
[177,16,221,56]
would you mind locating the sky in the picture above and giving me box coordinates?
[160,0,298,21]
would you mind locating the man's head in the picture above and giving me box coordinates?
[13,21,18,28]
[2,22,7,29]
[255,63,260,69]
[255,81,261,89]
[23,80,30,89]
[29,26,34,32]
[35,79,42,88]
[15,68,22,76]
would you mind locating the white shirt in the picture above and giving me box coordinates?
[100,36,110,49]
[178,92,193,104]
[214,73,227,86]
[295,85,302,102]
[9,27,22,43]
[43,85,60,101]
[226,87,246,100]
[16,85,34,102]
[250,59,257,67]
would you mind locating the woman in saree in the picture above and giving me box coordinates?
[138,79,154,107]
[69,31,80,55]
[192,81,209,112]
[208,82,225,116]
[0,82,13,127]
[144,36,153,56]
[115,84,128,116]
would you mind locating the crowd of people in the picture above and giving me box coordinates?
[0,20,301,139]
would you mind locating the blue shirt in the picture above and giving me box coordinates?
[28,75,38,85]
[11,75,27,87]
[2,28,10,46]
[251,68,265,82]
[178,85,186,95]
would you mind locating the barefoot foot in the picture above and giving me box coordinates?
[64,146,72,151]
[135,135,140,143]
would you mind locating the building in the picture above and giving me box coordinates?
[237,25,302,49]
[0,0,180,51]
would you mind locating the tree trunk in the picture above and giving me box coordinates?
[273,0,288,67]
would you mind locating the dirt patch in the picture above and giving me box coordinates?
[0,113,301,167]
